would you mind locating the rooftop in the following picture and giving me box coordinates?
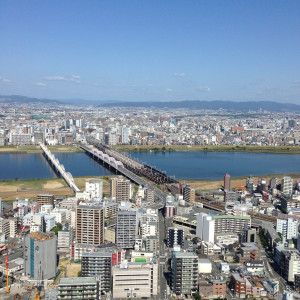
[59,277,96,286]
[27,232,55,242]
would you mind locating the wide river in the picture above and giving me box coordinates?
[0,151,300,181]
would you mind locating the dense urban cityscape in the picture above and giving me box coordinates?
[0,102,299,299]
[1,0,300,299]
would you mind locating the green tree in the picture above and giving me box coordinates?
[77,270,82,277]
[193,292,201,300]
[51,223,63,235]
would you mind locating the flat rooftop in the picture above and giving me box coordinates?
[27,232,54,242]
[59,277,96,286]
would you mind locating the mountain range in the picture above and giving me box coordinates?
[1,95,299,113]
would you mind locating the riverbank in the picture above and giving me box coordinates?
[112,144,300,154]
[183,173,300,191]
[0,145,83,153]
[1,173,299,201]
[0,176,113,201]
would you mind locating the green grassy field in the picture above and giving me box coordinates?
[0,145,83,153]
[112,144,300,154]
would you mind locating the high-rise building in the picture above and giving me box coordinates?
[224,174,231,191]
[183,185,196,205]
[24,232,57,280]
[196,213,215,243]
[269,177,278,190]
[276,218,298,240]
[281,176,293,196]
[165,195,175,218]
[172,252,199,295]
[76,204,104,246]
[121,125,129,144]
[167,227,184,248]
[116,210,137,249]
[246,176,254,192]
[81,252,112,293]
[110,178,130,202]
[145,188,155,203]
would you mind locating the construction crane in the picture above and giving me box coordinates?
[4,241,14,293]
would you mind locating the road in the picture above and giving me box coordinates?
[158,210,168,300]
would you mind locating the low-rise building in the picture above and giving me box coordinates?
[57,277,100,300]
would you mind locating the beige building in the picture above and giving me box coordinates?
[0,217,17,238]
[112,261,158,298]
[104,227,116,243]
[76,204,104,246]
[37,194,54,206]
[110,178,130,202]
[183,185,196,204]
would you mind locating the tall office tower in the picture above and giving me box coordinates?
[110,178,130,202]
[24,232,57,280]
[81,252,112,293]
[224,174,231,191]
[76,204,104,246]
[116,210,137,249]
[281,176,293,196]
[172,252,199,295]
[121,125,129,144]
[167,227,184,248]
[85,179,103,200]
[182,185,196,205]
[36,194,54,206]
[246,175,254,192]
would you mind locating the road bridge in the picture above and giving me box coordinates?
[79,142,167,209]
[40,143,80,193]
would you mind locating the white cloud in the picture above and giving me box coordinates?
[166,88,173,92]
[35,82,46,87]
[196,86,210,92]
[44,76,66,81]
[43,75,81,84]
[174,73,186,78]
[0,77,11,83]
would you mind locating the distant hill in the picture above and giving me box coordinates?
[0,95,61,104]
[100,100,300,112]
[1,95,299,112]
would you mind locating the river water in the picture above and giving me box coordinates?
[0,151,300,181]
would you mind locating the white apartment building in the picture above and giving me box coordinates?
[85,179,103,200]
[49,208,67,224]
[276,218,298,240]
[40,204,53,214]
[140,221,157,238]
[196,213,215,243]
[281,176,293,196]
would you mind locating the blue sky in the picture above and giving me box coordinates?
[0,0,299,103]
